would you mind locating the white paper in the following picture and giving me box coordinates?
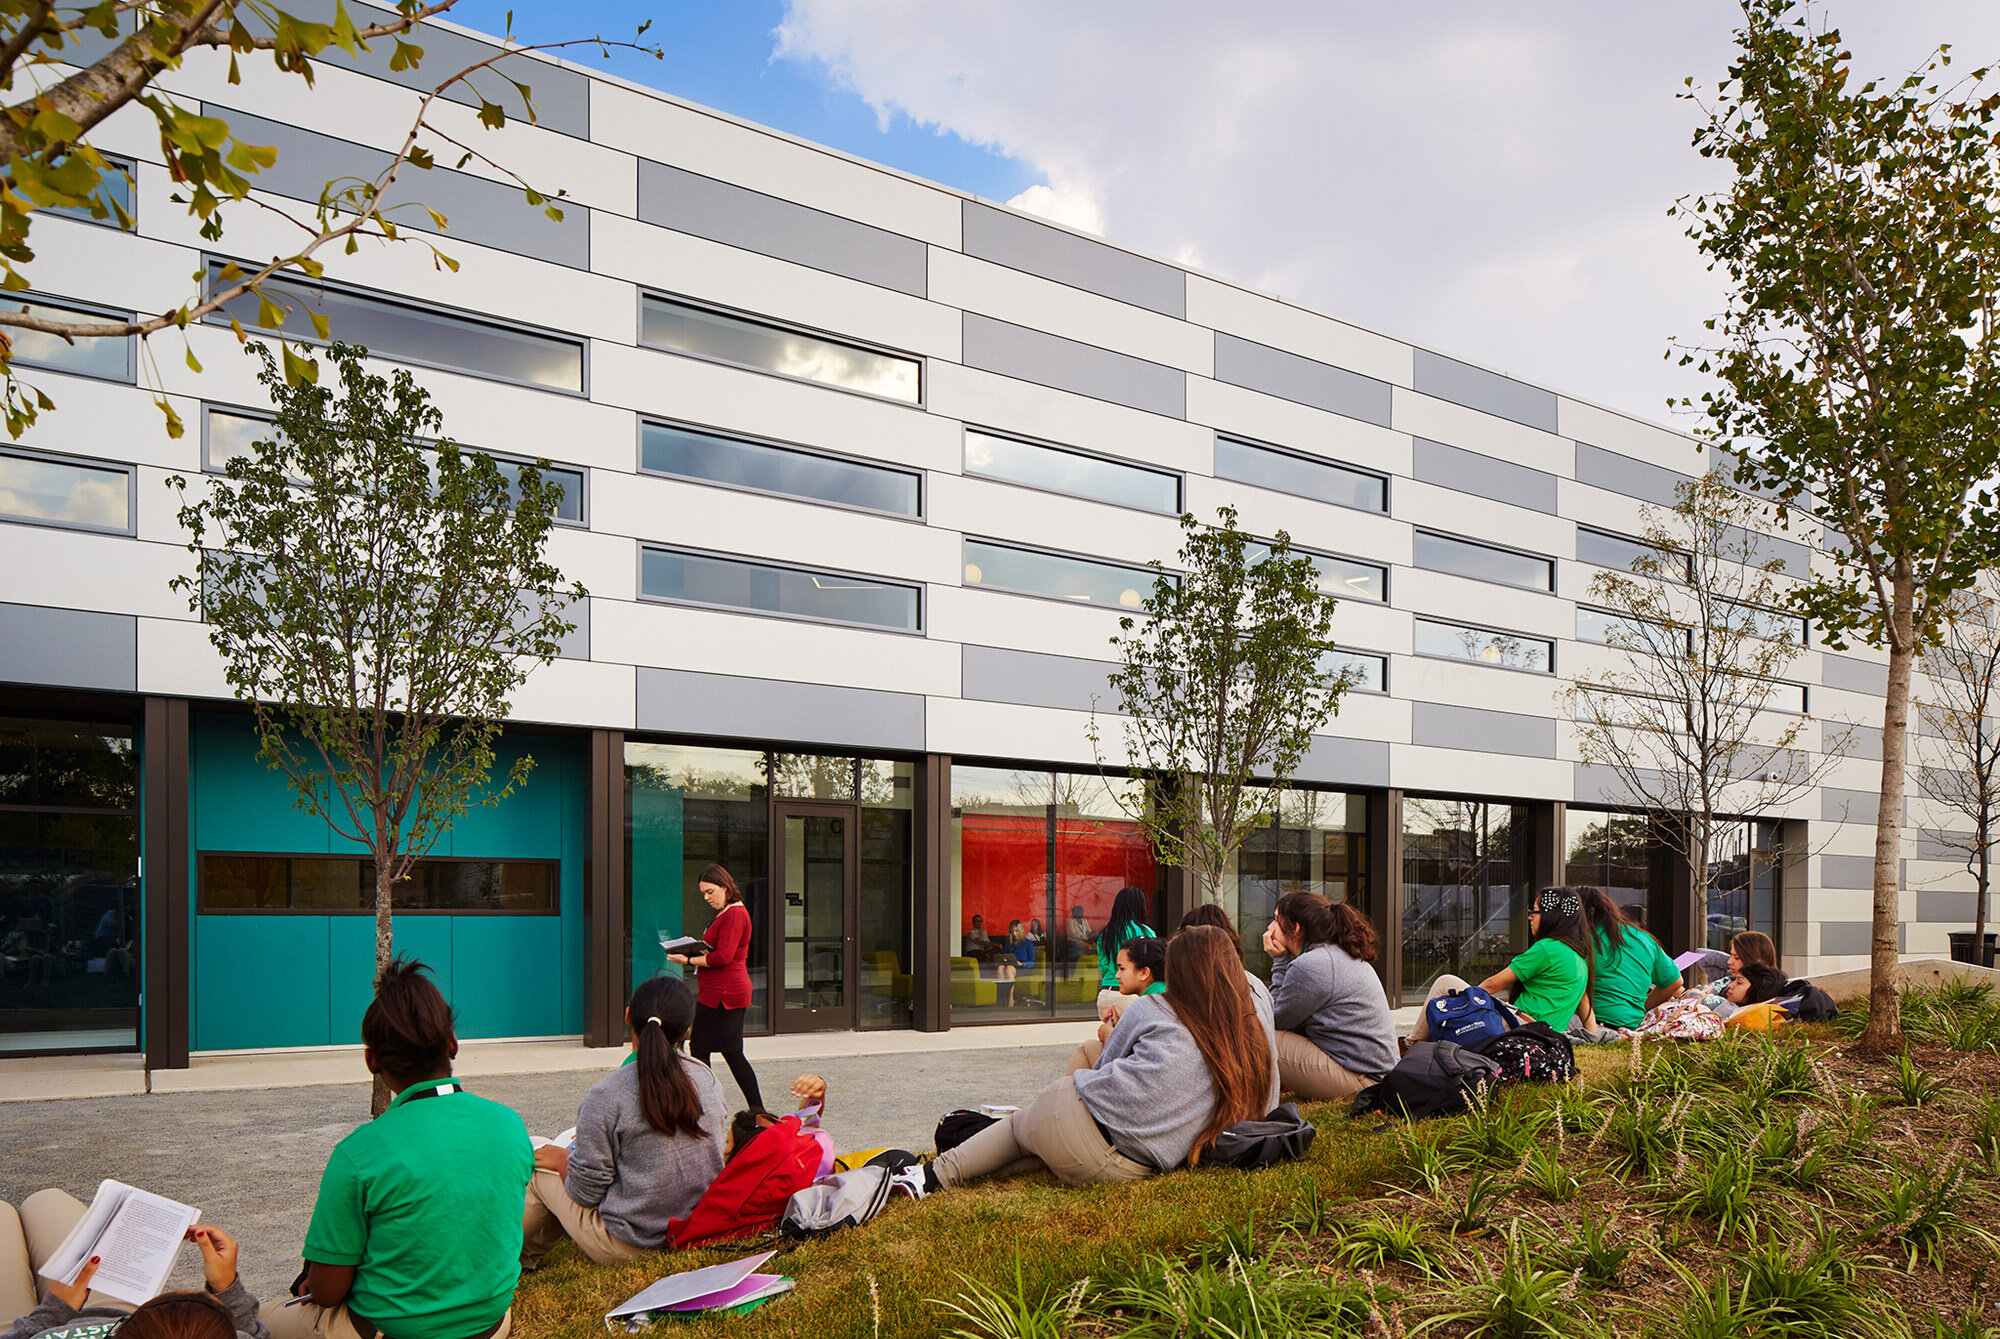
[530,1127,577,1152]
[39,1180,199,1307]
[606,1251,776,1318]
[657,936,705,956]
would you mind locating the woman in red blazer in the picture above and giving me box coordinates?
[665,863,764,1108]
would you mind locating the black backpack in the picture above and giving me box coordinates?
[1780,980,1837,1023]
[934,1109,999,1153]
[1208,1103,1317,1169]
[1352,1041,1503,1120]
[1469,1021,1577,1085]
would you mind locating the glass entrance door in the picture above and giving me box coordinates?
[773,804,856,1032]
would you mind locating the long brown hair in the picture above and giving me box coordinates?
[1178,902,1242,952]
[1164,925,1272,1165]
[1274,891,1377,964]
[698,863,743,904]
[1731,930,1778,969]
[629,975,705,1137]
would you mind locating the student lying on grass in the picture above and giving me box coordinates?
[926,925,1273,1189]
[520,976,727,1271]
[4,1226,264,1339]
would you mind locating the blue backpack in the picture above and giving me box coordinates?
[1424,986,1519,1048]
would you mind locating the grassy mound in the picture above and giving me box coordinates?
[514,983,2000,1338]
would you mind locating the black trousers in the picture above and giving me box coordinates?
[690,1002,763,1109]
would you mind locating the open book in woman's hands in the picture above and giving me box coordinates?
[40,1180,199,1306]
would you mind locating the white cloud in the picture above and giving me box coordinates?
[774,1,2000,428]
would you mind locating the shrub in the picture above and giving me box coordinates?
[1886,1051,1947,1107]
[1863,1156,2000,1272]
[1668,1147,1760,1239]
[1739,1231,1901,1339]
[1323,1212,1447,1277]
[1515,1145,1579,1203]
[1414,1230,1582,1339]
[1529,1208,1634,1287]
[1443,1167,1512,1237]
[1099,1245,1375,1338]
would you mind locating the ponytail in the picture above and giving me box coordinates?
[1578,886,1628,956]
[630,975,704,1138]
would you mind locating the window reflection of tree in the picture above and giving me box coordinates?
[1401,799,1521,995]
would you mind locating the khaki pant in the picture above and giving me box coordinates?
[262,1300,512,1339]
[932,1076,1152,1188]
[1408,974,1472,1042]
[0,1189,131,1321]
[520,1170,650,1269]
[1274,1030,1373,1102]
[1066,1037,1103,1076]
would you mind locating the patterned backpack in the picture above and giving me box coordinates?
[1469,1020,1577,1085]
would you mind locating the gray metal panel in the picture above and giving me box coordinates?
[961,202,1184,317]
[1829,724,1883,762]
[217,109,588,268]
[1412,438,1558,514]
[961,313,1185,418]
[556,596,589,661]
[1212,333,1393,427]
[636,667,923,752]
[1294,734,1391,788]
[0,601,134,691]
[1918,892,1979,923]
[1573,442,1694,507]
[1820,854,1875,889]
[1572,761,1672,806]
[1411,701,1555,758]
[639,161,926,297]
[1411,349,1558,432]
[312,0,589,138]
[961,645,1118,714]
[1913,831,1976,862]
[1820,787,1879,825]
[1818,921,1874,955]
[1720,523,1815,576]
[1821,653,1888,697]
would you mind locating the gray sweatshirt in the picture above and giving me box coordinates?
[2,1279,268,1339]
[1075,992,1277,1170]
[564,1056,728,1247]
[1269,943,1398,1080]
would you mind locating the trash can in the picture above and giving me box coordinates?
[1951,932,1999,967]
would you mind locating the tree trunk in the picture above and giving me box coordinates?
[1978,814,1990,967]
[1864,579,1916,1050]
[368,856,396,1117]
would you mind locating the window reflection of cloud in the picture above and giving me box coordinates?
[0,459,126,528]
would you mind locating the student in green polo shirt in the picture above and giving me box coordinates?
[1412,887,1597,1039]
[265,959,533,1339]
[1579,888,1684,1029]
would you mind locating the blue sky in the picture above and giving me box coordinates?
[446,0,1037,203]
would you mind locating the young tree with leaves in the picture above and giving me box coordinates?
[170,341,581,1109]
[1913,583,2000,964]
[1568,471,1842,952]
[1089,506,1347,907]
[1678,0,2000,1045]
[0,1,656,436]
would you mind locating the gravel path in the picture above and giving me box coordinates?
[0,1044,1077,1305]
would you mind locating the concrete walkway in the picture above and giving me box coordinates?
[0,1019,1104,1102]
[0,1041,1083,1306]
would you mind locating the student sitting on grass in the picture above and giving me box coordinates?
[1580,887,1683,1030]
[520,976,726,1270]
[3,1225,262,1339]
[268,958,532,1339]
[1064,936,1166,1076]
[1093,886,1158,1017]
[929,926,1272,1188]
[1411,887,1596,1039]
[1262,892,1398,1101]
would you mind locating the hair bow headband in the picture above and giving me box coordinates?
[1536,888,1582,919]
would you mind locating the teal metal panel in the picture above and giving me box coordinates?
[443,736,566,859]
[328,917,455,1044]
[558,738,586,1035]
[192,713,335,853]
[452,917,565,1038]
[193,915,331,1050]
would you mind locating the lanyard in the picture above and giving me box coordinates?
[401,1080,462,1104]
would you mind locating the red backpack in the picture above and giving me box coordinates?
[667,1115,826,1249]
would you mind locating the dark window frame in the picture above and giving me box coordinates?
[961,535,1169,609]
[1213,432,1390,514]
[1412,529,1556,593]
[1412,615,1557,676]
[962,426,1182,515]
[638,416,924,521]
[638,290,925,408]
[197,403,589,528]
[0,443,137,537]
[1290,542,1389,605]
[196,850,562,915]
[637,543,925,635]
[201,257,588,397]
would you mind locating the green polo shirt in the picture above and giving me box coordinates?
[1591,925,1682,1029]
[1509,938,1590,1029]
[303,1078,533,1339]
[1139,981,1166,996]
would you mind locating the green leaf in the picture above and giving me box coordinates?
[281,342,319,386]
[477,100,507,130]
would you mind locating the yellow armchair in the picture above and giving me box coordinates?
[950,956,996,1007]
